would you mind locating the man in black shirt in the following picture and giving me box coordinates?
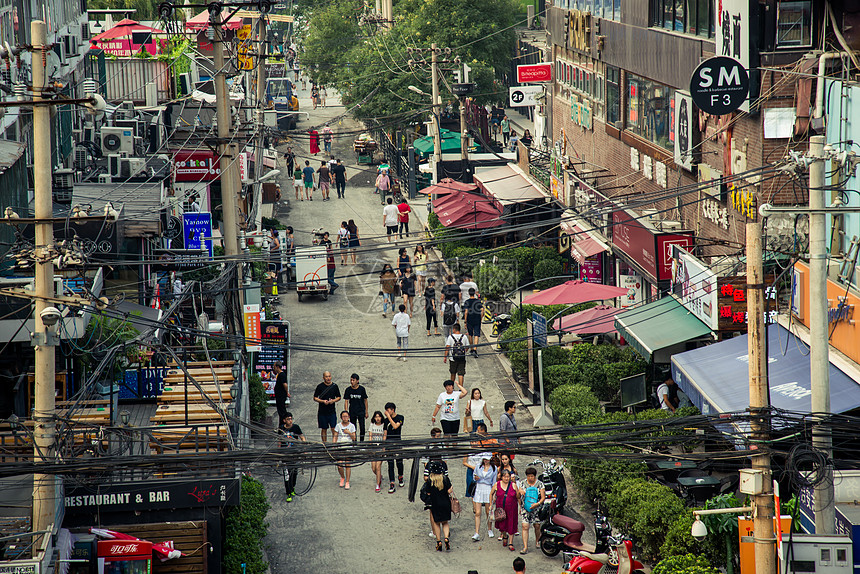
[313,371,341,443]
[442,275,460,304]
[331,158,347,198]
[278,412,305,502]
[344,373,369,441]
[273,361,290,422]
[384,401,405,493]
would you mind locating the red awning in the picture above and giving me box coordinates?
[522,280,628,306]
[553,305,621,334]
[91,19,163,42]
[186,9,243,31]
[432,190,484,211]
[560,219,608,265]
[419,178,477,195]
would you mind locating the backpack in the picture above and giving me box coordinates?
[451,334,466,360]
[443,302,457,326]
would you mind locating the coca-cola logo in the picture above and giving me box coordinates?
[110,543,140,554]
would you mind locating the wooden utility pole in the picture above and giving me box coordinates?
[31,19,57,538]
[430,44,442,170]
[747,219,776,574]
[252,16,268,232]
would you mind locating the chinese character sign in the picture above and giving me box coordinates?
[243,304,261,351]
[715,0,750,112]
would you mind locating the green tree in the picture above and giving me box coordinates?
[224,476,271,574]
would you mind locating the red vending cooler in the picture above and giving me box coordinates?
[97,539,152,574]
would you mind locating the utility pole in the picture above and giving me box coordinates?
[809,134,835,533]
[430,43,442,174]
[213,12,241,257]
[746,218,776,574]
[459,98,468,162]
[252,16,268,233]
[31,19,56,538]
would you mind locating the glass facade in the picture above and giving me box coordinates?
[556,0,620,21]
[626,73,673,149]
[649,0,714,38]
[606,66,621,126]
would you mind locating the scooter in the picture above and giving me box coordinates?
[530,458,567,513]
[563,537,645,574]
[539,507,612,559]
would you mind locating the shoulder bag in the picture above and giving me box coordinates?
[492,483,508,522]
[450,495,461,515]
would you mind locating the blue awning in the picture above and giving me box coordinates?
[671,324,860,416]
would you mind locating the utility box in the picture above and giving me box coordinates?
[786,535,853,573]
[739,468,764,495]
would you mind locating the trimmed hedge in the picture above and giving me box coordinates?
[223,475,271,574]
[548,384,601,425]
[652,554,720,574]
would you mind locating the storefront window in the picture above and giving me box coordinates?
[776,1,812,47]
[650,0,713,37]
[606,66,620,126]
[626,73,672,149]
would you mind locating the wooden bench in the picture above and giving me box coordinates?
[150,403,227,424]
[159,388,233,403]
[147,425,230,453]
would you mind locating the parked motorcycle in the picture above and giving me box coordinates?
[530,458,567,513]
[563,537,645,574]
[539,507,612,559]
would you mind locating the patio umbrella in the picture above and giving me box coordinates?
[432,189,485,211]
[419,178,478,195]
[435,194,500,222]
[437,202,505,230]
[523,280,629,306]
[413,129,464,157]
[91,19,162,42]
[553,305,622,334]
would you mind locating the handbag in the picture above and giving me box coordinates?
[466,480,477,498]
[450,495,461,515]
[493,483,509,522]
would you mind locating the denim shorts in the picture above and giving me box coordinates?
[317,412,337,429]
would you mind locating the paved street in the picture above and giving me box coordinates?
[257,87,560,573]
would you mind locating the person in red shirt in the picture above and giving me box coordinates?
[397,199,412,239]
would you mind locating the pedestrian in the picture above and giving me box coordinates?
[443,274,461,304]
[317,160,331,201]
[321,86,328,108]
[444,323,468,387]
[320,232,339,293]
[313,371,341,443]
[509,130,519,153]
[301,160,315,201]
[491,469,521,551]
[413,244,428,294]
[311,84,319,109]
[188,195,201,212]
[501,115,511,145]
[464,387,493,433]
[399,266,415,316]
[293,164,304,200]
[379,263,397,318]
[424,277,440,337]
[334,410,356,489]
[424,427,448,479]
[463,288,483,357]
[284,146,295,174]
[327,154,336,174]
[309,128,320,155]
[459,273,478,306]
[284,226,295,262]
[520,130,533,147]
[518,466,546,554]
[344,373,368,441]
[338,221,349,265]
[368,410,386,492]
[293,58,300,81]
[500,400,518,444]
[420,460,453,551]
[273,360,290,422]
[466,452,497,541]
[397,247,411,275]
[346,219,359,264]
[278,411,306,503]
[513,557,526,574]
[268,228,281,275]
[391,303,411,361]
[431,379,468,437]
[397,197,412,239]
[332,158,347,198]
[383,197,399,243]
[440,295,461,341]
[322,123,333,153]
[656,377,678,412]
[375,169,391,202]
[499,452,519,484]
[383,401,404,493]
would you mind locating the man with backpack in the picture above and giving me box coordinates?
[463,287,483,357]
[443,323,468,387]
[441,295,461,341]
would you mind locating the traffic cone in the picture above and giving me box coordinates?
[483,306,493,323]
[492,322,499,337]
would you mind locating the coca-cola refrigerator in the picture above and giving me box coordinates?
[97,539,152,574]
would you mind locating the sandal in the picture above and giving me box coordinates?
[502,534,509,547]
[436,540,442,552]
[509,543,516,552]
[444,537,450,551]
[520,549,528,555]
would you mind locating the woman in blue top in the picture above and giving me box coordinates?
[465,453,497,541]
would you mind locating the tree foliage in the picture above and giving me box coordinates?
[224,475,271,574]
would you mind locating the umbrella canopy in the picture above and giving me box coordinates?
[186,9,243,31]
[442,210,506,230]
[419,178,478,195]
[436,200,500,224]
[432,189,485,210]
[91,19,162,42]
[413,129,476,157]
[523,280,629,306]
[553,305,622,334]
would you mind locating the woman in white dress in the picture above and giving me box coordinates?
[368,411,386,492]
[334,410,356,489]
[466,454,497,541]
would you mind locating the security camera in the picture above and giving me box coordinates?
[691,516,708,540]
[40,307,61,327]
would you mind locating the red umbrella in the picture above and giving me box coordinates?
[91,19,162,42]
[419,178,478,195]
[186,9,243,31]
[522,280,629,306]
[438,204,505,230]
[553,305,622,334]
[432,190,485,211]
[436,197,500,223]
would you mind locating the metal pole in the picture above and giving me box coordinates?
[184,347,189,427]
[809,134,834,533]
[214,17,241,257]
[747,220,776,574]
[31,19,56,539]
[534,349,553,427]
[460,97,468,162]
[253,16,268,233]
[430,44,442,178]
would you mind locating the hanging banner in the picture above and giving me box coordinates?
[243,304,261,351]
[714,0,750,112]
[674,90,694,170]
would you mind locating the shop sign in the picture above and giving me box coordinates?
[566,10,591,53]
[0,562,39,574]
[237,24,253,70]
[655,160,667,188]
[619,274,643,308]
[172,150,221,182]
[98,540,152,557]
[571,100,592,129]
[64,478,240,513]
[559,227,573,253]
[702,197,730,230]
[182,212,214,258]
[255,321,289,399]
[243,304,261,351]
[611,210,693,282]
[516,63,553,83]
[790,265,804,319]
[716,278,777,332]
[674,91,695,170]
[714,0,750,112]
[730,182,756,220]
[670,246,718,330]
[551,174,561,199]
[580,254,602,284]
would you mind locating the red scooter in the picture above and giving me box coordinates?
[563,537,645,574]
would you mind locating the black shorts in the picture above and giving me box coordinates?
[466,321,481,337]
[449,360,466,376]
[440,419,459,435]
[387,225,398,235]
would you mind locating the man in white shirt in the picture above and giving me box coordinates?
[383,197,399,243]
[459,273,478,313]
[391,303,411,361]
[656,377,677,412]
[431,379,468,437]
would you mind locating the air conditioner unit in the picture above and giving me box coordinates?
[62,34,79,57]
[53,168,75,189]
[80,23,90,41]
[118,100,135,119]
[101,127,134,155]
[98,173,112,184]
[82,122,95,143]
[74,147,88,170]
[127,157,146,177]
[52,40,65,62]
[660,220,682,231]
[114,119,140,137]
[641,209,660,222]
[178,72,192,95]
[108,154,123,177]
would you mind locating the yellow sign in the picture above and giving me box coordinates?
[730,183,756,220]
[551,174,561,200]
[236,24,253,70]
[235,10,294,23]
[566,10,591,53]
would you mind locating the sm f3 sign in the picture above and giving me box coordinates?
[689,56,749,115]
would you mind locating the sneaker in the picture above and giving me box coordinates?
[388,483,396,494]
[429,532,435,537]
[471,533,481,542]
[286,495,293,503]
[375,485,381,492]
[472,349,479,357]
[339,478,345,487]
[398,477,405,488]
[488,529,494,538]
[344,482,350,490]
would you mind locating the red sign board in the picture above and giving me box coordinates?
[172,150,221,182]
[517,63,553,83]
[611,211,693,282]
[97,539,152,558]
